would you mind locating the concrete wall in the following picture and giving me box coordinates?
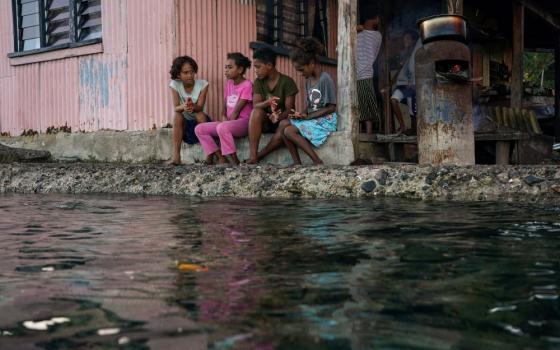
[0,130,356,165]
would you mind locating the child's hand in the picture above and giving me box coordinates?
[267,96,280,110]
[185,97,194,113]
[289,109,307,120]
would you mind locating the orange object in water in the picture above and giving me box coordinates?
[177,263,208,272]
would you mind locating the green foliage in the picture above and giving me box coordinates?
[523,52,555,90]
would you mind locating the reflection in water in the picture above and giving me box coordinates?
[0,194,559,349]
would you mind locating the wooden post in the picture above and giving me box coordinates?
[495,142,511,165]
[337,0,359,154]
[381,1,393,135]
[447,0,463,15]
[555,30,560,141]
[511,2,524,109]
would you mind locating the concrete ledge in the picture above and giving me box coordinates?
[0,163,559,204]
[0,129,356,165]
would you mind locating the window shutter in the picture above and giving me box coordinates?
[256,0,268,43]
[282,0,307,49]
[75,0,101,41]
[44,0,70,46]
[18,0,41,50]
[312,0,328,56]
[256,0,313,50]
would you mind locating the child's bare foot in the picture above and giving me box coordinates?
[204,155,214,166]
[217,157,228,165]
[313,160,324,165]
[167,158,182,166]
[245,158,258,165]
[226,154,240,166]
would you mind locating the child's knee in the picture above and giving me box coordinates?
[194,123,203,136]
[279,119,291,128]
[216,122,229,136]
[195,112,207,124]
[283,125,296,138]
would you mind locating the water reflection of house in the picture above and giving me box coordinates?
[0,0,558,165]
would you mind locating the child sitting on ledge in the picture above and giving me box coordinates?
[283,37,337,165]
[195,53,253,165]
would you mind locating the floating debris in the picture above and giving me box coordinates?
[502,324,524,336]
[1,330,13,336]
[533,293,559,301]
[177,263,208,272]
[118,336,130,345]
[489,305,517,314]
[41,266,55,272]
[23,317,70,331]
[97,328,121,336]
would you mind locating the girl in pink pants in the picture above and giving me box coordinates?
[195,53,253,165]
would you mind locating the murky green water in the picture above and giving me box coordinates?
[0,194,559,350]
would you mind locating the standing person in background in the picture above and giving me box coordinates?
[168,56,211,165]
[357,5,383,134]
[391,30,421,134]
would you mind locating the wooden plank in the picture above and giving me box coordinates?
[495,141,511,165]
[359,133,417,143]
[475,132,525,141]
[337,0,358,137]
[556,30,560,141]
[511,3,524,109]
[518,0,560,31]
[360,132,524,144]
[381,1,393,135]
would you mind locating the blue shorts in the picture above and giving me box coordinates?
[392,85,417,117]
[182,116,211,145]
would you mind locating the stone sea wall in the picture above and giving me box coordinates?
[1,163,559,204]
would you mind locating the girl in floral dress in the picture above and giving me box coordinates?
[283,37,337,165]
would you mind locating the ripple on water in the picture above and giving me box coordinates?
[0,195,558,349]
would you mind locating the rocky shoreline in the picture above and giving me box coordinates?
[1,163,559,204]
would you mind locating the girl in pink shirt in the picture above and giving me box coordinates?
[195,53,253,165]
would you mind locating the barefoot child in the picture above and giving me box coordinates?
[284,37,337,165]
[246,48,299,164]
[169,56,211,165]
[195,53,253,165]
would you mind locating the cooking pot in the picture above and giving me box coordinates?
[417,15,467,44]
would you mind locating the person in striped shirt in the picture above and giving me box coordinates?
[356,5,382,134]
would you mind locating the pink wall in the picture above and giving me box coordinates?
[0,0,338,135]
[0,0,175,135]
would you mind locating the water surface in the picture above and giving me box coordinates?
[0,194,559,349]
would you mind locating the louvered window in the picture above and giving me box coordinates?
[12,0,102,53]
[76,0,101,41]
[256,0,328,53]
